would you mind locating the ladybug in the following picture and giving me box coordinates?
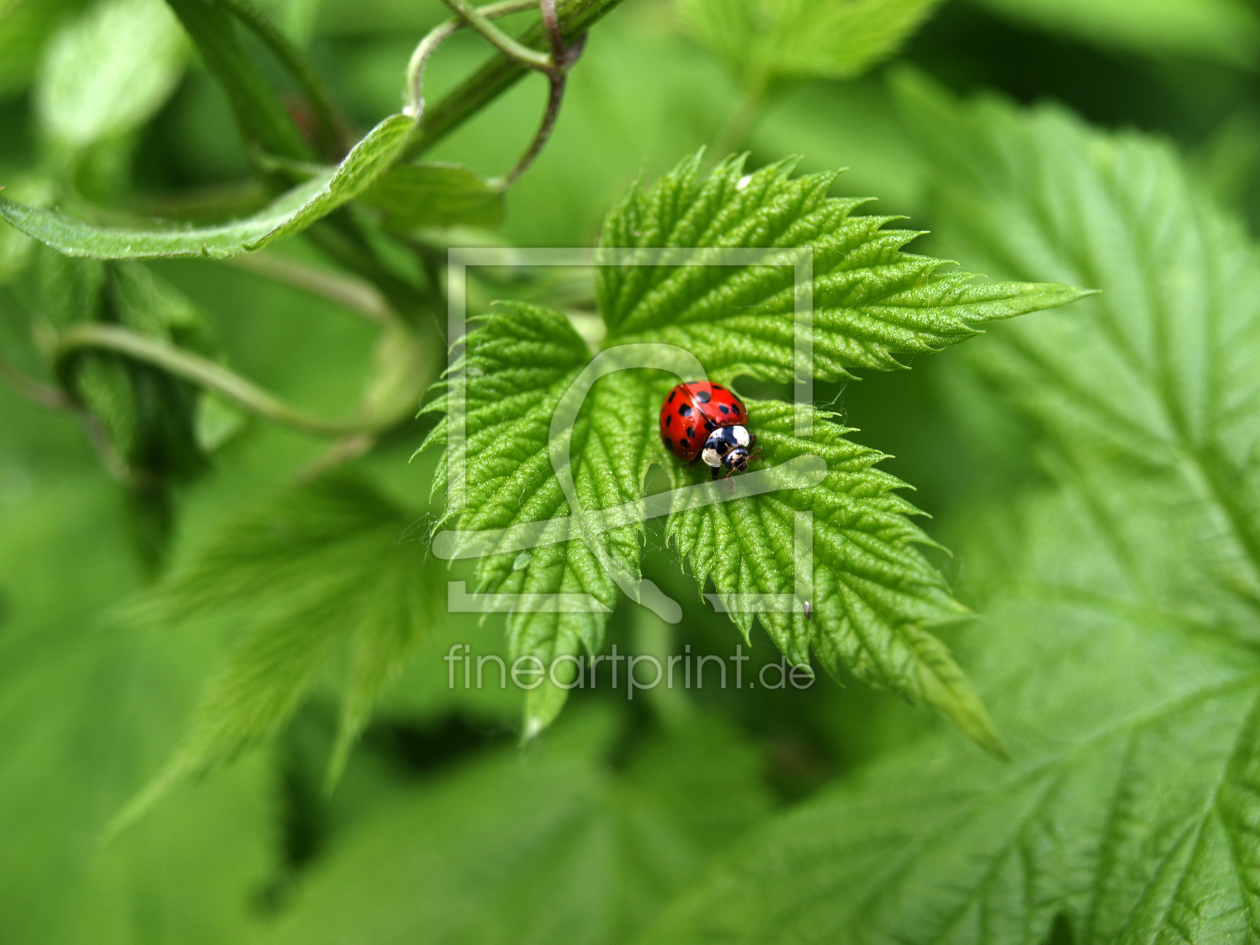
[659,381,757,478]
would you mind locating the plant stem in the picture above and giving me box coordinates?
[440,0,552,71]
[54,324,382,437]
[405,0,540,120]
[217,0,349,157]
[500,69,566,187]
[221,252,395,324]
[404,0,627,160]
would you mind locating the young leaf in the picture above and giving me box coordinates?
[598,153,1085,382]
[665,398,1003,756]
[36,0,186,152]
[359,162,505,231]
[682,0,944,82]
[430,155,1081,746]
[423,303,648,734]
[114,474,438,828]
[0,114,412,259]
[260,710,772,945]
[896,71,1260,629]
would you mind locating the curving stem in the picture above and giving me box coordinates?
[53,323,390,438]
[405,0,587,187]
[405,0,540,121]
[498,0,587,187]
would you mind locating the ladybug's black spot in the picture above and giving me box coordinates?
[686,426,695,438]
[679,404,692,417]
[663,436,672,448]
[666,415,672,427]
[718,404,730,415]
[694,389,711,403]
[712,384,724,391]
[668,390,676,403]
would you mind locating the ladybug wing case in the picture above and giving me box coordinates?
[660,384,705,460]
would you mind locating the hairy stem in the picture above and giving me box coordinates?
[54,324,383,437]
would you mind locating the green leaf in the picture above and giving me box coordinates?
[261,709,772,945]
[0,175,53,286]
[0,0,88,97]
[43,256,212,488]
[641,76,1260,945]
[430,155,1080,746]
[665,398,1003,756]
[597,153,1085,382]
[967,0,1260,65]
[641,487,1260,945]
[359,162,505,231]
[35,0,186,152]
[0,470,273,945]
[424,302,646,735]
[164,0,311,160]
[114,474,438,828]
[0,113,412,259]
[681,0,944,82]
[895,70,1260,630]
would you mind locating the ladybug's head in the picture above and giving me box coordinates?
[723,447,750,474]
[701,424,752,474]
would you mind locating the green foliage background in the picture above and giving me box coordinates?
[3,0,1260,942]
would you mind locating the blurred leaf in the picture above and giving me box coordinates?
[682,0,944,82]
[48,257,211,483]
[254,0,322,45]
[360,162,505,231]
[0,465,273,945]
[116,474,439,829]
[261,711,772,945]
[895,69,1260,634]
[164,0,311,160]
[642,486,1260,945]
[642,75,1260,945]
[598,153,1084,380]
[965,0,1260,65]
[36,0,186,152]
[749,76,926,217]
[0,175,53,285]
[195,390,248,451]
[0,0,89,97]
[0,113,412,258]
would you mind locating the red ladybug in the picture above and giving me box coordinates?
[659,381,757,478]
